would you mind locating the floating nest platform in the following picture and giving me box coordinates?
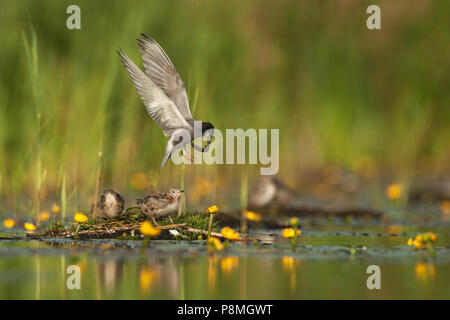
[26,205,385,241]
[34,222,233,241]
[28,210,240,241]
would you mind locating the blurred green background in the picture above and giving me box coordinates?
[0,0,449,215]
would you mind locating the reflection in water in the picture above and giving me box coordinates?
[281,256,301,292]
[281,256,301,273]
[139,257,180,298]
[415,262,435,283]
[206,255,240,294]
[0,238,449,299]
[221,256,239,275]
[97,260,124,294]
[35,256,40,300]
[139,265,158,296]
[281,256,294,272]
[207,256,218,293]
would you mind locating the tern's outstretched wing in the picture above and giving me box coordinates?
[118,51,192,136]
[137,34,194,123]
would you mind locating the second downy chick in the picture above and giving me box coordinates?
[98,190,125,218]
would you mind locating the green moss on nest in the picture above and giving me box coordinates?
[158,211,219,231]
[42,210,219,240]
[46,220,66,233]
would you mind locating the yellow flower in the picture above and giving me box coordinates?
[422,232,437,242]
[39,211,51,222]
[74,212,88,223]
[282,228,301,239]
[440,201,450,215]
[416,234,423,242]
[206,205,219,214]
[408,232,437,250]
[3,219,15,229]
[140,221,161,237]
[414,240,425,249]
[429,233,437,242]
[208,237,224,251]
[290,217,299,226]
[386,183,403,200]
[221,227,240,240]
[24,222,37,231]
[386,225,402,234]
[412,235,425,249]
[245,211,262,222]
[51,204,61,214]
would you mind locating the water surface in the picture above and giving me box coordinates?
[1,219,448,299]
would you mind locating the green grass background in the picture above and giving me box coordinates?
[0,0,449,214]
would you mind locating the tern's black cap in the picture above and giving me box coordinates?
[201,122,214,134]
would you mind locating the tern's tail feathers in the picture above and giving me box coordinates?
[160,139,175,170]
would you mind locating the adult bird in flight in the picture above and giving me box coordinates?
[118,34,214,169]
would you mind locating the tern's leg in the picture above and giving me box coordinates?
[152,216,160,226]
[181,147,194,162]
